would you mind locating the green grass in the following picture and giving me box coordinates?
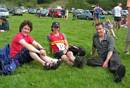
[0,14,130,88]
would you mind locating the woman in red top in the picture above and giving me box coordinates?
[12,20,60,67]
[48,22,83,67]
[1,20,60,75]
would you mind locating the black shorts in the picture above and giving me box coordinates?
[11,48,33,65]
[114,17,121,22]
[54,51,64,59]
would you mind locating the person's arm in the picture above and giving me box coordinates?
[127,0,130,27]
[64,39,69,49]
[19,39,40,54]
[32,40,44,50]
[127,0,130,8]
[102,51,113,68]
[102,36,114,68]
[47,34,54,54]
[100,7,104,13]
[63,39,69,54]
[91,46,96,57]
[62,33,69,54]
[91,34,97,57]
[32,40,46,56]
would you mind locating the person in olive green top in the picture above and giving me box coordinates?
[87,23,126,83]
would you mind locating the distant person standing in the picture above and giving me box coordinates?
[124,0,130,54]
[93,4,103,24]
[65,9,69,20]
[51,9,55,19]
[72,8,76,20]
[112,3,122,30]
[103,19,117,39]
[61,8,65,18]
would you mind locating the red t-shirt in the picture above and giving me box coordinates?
[10,32,34,58]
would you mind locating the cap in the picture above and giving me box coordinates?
[51,22,60,27]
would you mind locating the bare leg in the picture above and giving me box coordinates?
[113,21,118,30]
[29,52,45,66]
[66,51,75,62]
[61,55,73,65]
[117,21,121,29]
[115,22,118,29]
[40,55,58,64]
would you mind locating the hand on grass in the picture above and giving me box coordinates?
[102,61,108,68]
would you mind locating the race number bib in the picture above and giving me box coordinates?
[56,43,65,51]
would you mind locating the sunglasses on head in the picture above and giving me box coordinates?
[53,26,59,28]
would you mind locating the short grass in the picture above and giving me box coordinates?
[0,14,130,88]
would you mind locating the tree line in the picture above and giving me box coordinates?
[0,0,127,10]
[66,0,127,10]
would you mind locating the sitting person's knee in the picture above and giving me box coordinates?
[66,51,73,56]
[61,55,67,60]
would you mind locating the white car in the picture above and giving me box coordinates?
[122,10,128,16]
[0,8,9,17]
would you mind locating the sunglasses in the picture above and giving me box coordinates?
[53,26,59,28]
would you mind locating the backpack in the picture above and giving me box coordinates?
[0,44,16,75]
[68,45,86,56]
[0,44,10,65]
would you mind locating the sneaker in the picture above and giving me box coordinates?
[51,60,61,70]
[44,63,52,70]
[44,60,61,70]
[114,64,126,83]
[73,56,84,68]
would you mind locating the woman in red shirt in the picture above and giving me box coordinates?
[1,20,60,75]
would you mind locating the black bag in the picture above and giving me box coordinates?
[73,56,85,68]
[68,45,86,56]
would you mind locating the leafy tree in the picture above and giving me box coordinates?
[87,0,99,4]
[0,0,127,9]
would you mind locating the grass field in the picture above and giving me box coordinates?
[0,14,130,88]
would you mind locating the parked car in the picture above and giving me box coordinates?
[36,9,49,17]
[48,8,62,18]
[72,9,84,17]
[11,8,23,16]
[0,17,9,32]
[70,8,75,13]
[122,10,128,16]
[28,8,37,14]
[0,8,9,17]
[19,6,28,13]
[76,10,93,20]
